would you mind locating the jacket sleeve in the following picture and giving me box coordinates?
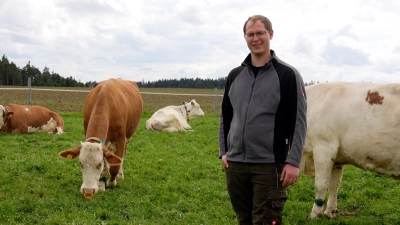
[219,78,232,158]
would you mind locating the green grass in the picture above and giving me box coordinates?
[2,112,400,224]
[0,112,235,225]
[1,87,400,224]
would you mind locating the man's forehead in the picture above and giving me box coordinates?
[246,20,266,30]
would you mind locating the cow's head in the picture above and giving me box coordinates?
[59,142,122,199]
[0,105,13,130]
[184,99,205,119]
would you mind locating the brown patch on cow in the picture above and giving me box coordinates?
[365,90,384,105]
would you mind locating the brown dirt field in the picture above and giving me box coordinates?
[0,88,223,114]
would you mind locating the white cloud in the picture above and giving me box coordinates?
[0,0,400,83]
[320,25,371,66]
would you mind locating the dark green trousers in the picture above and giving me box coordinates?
[225,162,287,225]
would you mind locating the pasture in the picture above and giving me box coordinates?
[1,87,400,224]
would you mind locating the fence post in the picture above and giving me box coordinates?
[214,87,217,116]
[27,77,31,105]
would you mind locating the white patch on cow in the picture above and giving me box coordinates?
[24,108,30,112]
[79,142,104,195]
[146,99,205,132]
[27,117,64,134]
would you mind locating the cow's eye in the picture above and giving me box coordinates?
[96,163,102,170]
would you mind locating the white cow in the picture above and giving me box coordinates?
[301,82,400,219]
[146,99,205,132]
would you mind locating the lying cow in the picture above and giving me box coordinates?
[146,99,205,132]
[0,104,64,134]
[59,78,143,199]
[301,82,400,219]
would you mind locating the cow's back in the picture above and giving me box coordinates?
[302,82,400,178]
[84,78,143,140]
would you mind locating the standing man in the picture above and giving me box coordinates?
[219,15,307,225]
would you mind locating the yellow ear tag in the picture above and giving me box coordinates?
[67,154,72,160]
[8,114,13,118]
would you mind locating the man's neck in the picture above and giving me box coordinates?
[251,51,272,67]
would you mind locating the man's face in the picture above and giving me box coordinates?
[244,20,273,57]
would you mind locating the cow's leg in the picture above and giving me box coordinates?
[324,164,344,218]
[14,127,28,133]
[116,138,130,180]
[182,121,192,130]
[310,145,337,219]
[107,165,119,188]
[161,127,179,132]
[107,139,125,187]
[56,127,64,135]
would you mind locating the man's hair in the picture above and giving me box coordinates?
[243,15,273,34]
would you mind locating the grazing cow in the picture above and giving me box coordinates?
[146,99,205,132]
[301,82,400,219]
[59,78,143,199]
[0,104,64,134]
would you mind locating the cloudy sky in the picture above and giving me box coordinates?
[1,0,400,84]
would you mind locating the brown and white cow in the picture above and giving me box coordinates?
[146,99,205,132]
[301,82,400,219]
[59,78,143,199]
[0,104,64,134]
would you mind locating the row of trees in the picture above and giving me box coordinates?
[136,77,227,89]
[0,55,97,87]
[1,54,318,88]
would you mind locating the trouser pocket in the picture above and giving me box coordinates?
[265,189,287,225]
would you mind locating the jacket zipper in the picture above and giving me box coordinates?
[242,78,256,162]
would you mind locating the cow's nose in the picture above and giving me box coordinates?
[82,188,96,199]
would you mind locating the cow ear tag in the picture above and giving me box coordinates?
[67,154,73,160]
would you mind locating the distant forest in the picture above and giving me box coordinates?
[0,54,316,88]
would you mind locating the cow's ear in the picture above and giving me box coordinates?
[59,146,82,160]
[102,147,122,165]
[6,112,14,117]
[191,101,194,106]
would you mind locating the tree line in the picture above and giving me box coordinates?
[0,55,97,87]
[1,54,317,88]
[136,77,227,89]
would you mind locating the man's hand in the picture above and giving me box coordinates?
[280,163,300,187]
[221,154,229,168]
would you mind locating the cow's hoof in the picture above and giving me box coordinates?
[116,173,124,180]
[107,180,117,188]
[325,210,337,219]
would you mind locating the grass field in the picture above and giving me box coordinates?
[1,87,400,224]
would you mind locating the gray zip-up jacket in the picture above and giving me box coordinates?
[218,50,307,167]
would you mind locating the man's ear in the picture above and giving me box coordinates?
[269,29,274,39]
[59,146,82,160]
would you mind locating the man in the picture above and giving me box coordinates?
[218,15,307,225]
